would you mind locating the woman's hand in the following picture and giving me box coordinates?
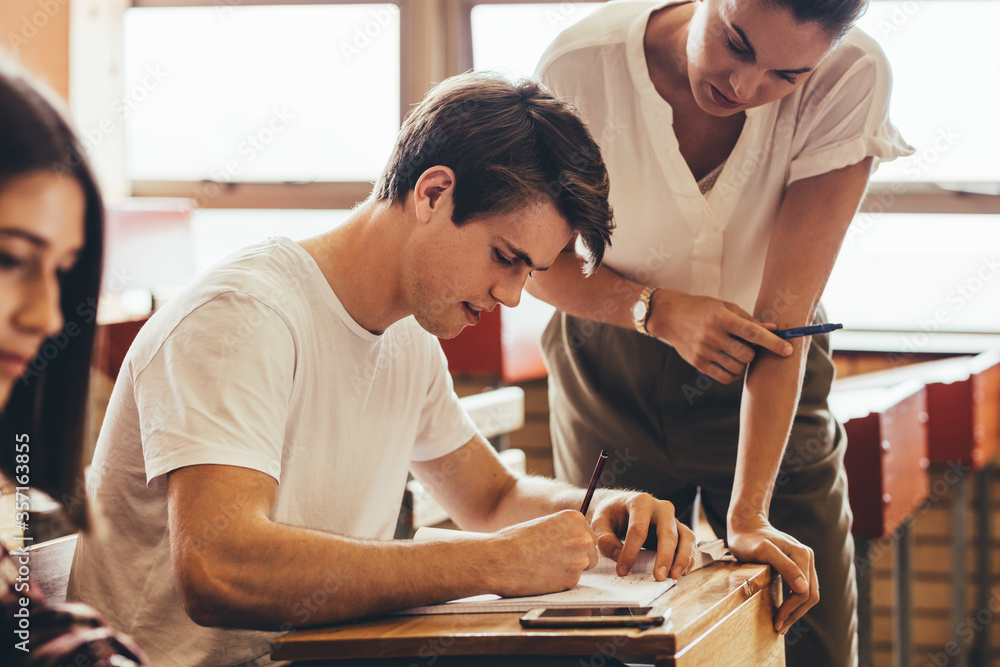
[646,289,792,383]
[726,516,819,635]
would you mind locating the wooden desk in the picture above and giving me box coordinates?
[270,562,783,666]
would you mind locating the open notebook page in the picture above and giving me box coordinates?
[394,527,680,615]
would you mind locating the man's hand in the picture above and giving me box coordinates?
[589,492,697,581]
[727,518,818,634]
[488,510,598,598]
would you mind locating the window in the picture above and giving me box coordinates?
[826,213,1000,341]
[828,1,1000,341]
[857,1,1000,186]
[470,3,600,79]
[124,4,401,184]
[116,0,410,209]
[189,209,351,274]
[78,0,998,346]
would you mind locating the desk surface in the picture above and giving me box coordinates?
[270,561,782,665]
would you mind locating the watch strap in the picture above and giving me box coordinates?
[634,286,658,336]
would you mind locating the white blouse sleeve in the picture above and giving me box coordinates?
[788,29,914,184]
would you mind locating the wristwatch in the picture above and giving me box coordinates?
[632,286,658,337]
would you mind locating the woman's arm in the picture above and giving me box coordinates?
[726,157,874,635]
[527,249,791,380]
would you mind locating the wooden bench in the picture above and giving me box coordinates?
[830,380,929,667]
[832,349,1000,666]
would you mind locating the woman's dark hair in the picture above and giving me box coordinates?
[768,0,868,39]
[0,57,104,531]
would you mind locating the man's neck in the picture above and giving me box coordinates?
[299,199,409,335]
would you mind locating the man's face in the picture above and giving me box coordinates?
[405,196,573,339]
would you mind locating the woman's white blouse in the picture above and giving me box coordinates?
[537,0,914,312]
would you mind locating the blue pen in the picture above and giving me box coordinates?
[773,323,843,339]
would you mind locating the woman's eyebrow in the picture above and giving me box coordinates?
[731,23,814,75]
[0,228,48,247]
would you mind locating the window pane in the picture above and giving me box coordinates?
[123,4,400,182]
[859,1,1000,183]
[471,3,601,79]
[825,213,1000,333]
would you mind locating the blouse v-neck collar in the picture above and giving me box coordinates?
[625,1,768,224]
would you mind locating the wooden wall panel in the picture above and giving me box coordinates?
[0,0,71,100]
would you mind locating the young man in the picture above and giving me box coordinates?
[68,73,697,666]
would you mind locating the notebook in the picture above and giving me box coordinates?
[393,527,678,615]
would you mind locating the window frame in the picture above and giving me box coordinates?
[103,0,1000,215]
[454,0,605,73]
[123,0,426,209]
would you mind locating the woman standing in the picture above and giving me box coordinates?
[0,56,149,666]
[529,1,912,664]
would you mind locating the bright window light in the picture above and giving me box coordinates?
[825,213,1000,332]
[471,3,601,79]
[858,1,999,184]
[123,4,400,183]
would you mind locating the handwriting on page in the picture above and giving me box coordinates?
[590,549,659,575]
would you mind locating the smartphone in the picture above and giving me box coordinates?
[519,606,670,628]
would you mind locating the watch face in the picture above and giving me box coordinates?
[632,300,648,321]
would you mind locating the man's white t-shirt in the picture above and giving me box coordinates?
[537,0,915,312]
[67,237,477,666]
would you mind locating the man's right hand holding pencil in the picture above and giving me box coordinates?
[484,492,696,599]
[411,435,697,602]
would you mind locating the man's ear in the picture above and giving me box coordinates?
[412,166,456,224]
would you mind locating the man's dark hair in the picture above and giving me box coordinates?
[374,71,614,273]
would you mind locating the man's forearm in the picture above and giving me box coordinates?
[471,473,589,532]
[728,340,809,531]
[179,520,504,630]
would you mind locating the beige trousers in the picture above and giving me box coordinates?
[542,308,858,667]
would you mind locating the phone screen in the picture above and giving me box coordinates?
[537,607,654,618]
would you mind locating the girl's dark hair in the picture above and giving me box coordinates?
[768,0,868,39]
[0,57,104,531]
